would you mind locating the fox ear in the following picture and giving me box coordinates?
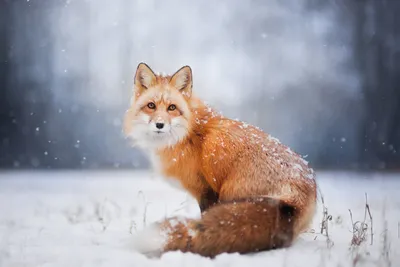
[169,66,192,97]
[134,63,156,94]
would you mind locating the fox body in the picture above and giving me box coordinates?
[123,63,317,258]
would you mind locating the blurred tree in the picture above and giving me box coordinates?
[0,0,13,166]
[354,0,400,170]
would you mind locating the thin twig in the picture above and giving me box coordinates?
[137,190,151,228]
[348,193,374,247]
[319,191,333,248]
[364,193,374,245]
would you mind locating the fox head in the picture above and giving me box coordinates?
[123,63,193,149]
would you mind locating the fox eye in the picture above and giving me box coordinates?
[168,104,176,111]
[147,102,156,109]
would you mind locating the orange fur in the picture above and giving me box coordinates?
[124,63,317,258]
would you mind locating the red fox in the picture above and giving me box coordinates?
[123,63,317,258]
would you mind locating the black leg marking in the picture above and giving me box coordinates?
[199,188,219,213]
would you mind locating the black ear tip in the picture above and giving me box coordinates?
[183,65,192,73]
[176,65,192,74]
[137,62,150,69]
[135,62,156,77]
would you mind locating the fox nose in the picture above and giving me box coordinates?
[155,122,164,129]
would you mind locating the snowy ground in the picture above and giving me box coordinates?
[0,170,399,267]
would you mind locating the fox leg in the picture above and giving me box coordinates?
[133,196,297,258]
[199,187,219,213]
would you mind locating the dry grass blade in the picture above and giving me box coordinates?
[348,193,374,247]
[380,201,391,267]
[137,190,151,228]
[348,209,368,246]
[381,220,391,267]
[129,220,137,234]
[364,193,373,245]
[318,188,334,249]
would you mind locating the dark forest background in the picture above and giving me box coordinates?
[0,0,399,171]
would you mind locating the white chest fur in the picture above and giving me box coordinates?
[147,151,185,192]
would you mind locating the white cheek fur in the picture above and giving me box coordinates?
[128,113,150,146]
[170,117,189,144]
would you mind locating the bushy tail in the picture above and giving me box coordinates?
[133,196,312,258]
